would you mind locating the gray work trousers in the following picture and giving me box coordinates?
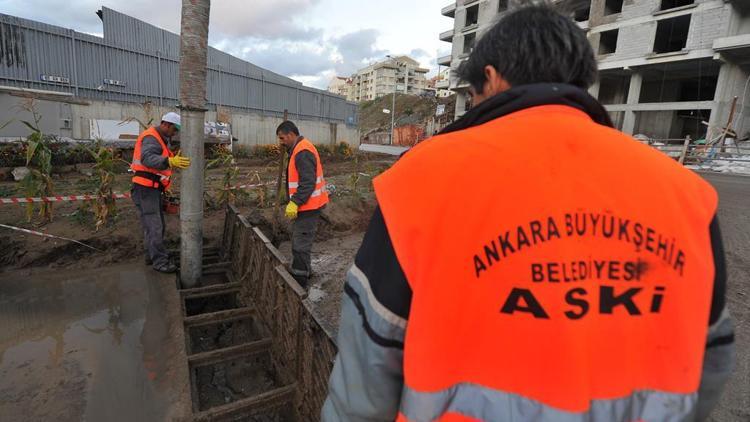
[290,209,320,287]
[132,184,169,268]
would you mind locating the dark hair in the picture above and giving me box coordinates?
[458,4,597,93]
[276,121,300,136]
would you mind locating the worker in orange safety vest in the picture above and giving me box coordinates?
[131,112,191,274]
[277,120,329,288]
[322,5,735,421]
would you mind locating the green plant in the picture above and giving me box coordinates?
[0,185,15,197]
[248,171,267,208]
[18,99,55,223]
[206,146,249,208]
[121,101,156,131]
[233,145,252,159]
[335,142,353,158]
[85,139,122,230]
[250,144,283,160]
[67,202,94,226]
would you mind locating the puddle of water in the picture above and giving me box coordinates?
[0,265,182,422]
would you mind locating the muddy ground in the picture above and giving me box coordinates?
[0,264,191,422]
[0,152,388,273]
[0,150,387,354]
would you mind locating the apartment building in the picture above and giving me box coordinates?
[428,68,456,98]
[440,0,750,141]
[328,76,353,99]
[336,56,430,102]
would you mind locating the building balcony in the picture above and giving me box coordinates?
[714,34,750,63]
[441,3,456,18]
[461,23,478,33]
[436,79,450,89]
[729,0,750,15]
[440,29,454,43]
[437,55,452,66]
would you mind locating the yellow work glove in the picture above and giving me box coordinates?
[168,152,191,169]
[285,202,299,220]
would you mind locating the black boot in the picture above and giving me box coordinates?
[153,261,177,274]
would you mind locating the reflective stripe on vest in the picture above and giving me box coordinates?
[373,105,718,419]
[396,384,697,421]
[131,127,173,190]
[288,138,329,211]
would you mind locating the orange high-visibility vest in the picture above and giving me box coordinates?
[288,138,329,211]
[373,105,718,420]
[131,127,174,190]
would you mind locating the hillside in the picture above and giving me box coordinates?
[358,94,456,135]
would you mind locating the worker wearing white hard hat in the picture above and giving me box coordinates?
[161,112,182,131]
[129,111,191,273]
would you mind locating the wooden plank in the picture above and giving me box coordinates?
[188,338,272,367]
[201,262,232,272]
[183,287,240,300]
[678,135,691,165]
[275,264,308,299]
[265,242,289,266]
[180,282,241,297]
[184,307,255,328]
[253,227,271,244]
[192,384,297,422]
[168,246,220,255]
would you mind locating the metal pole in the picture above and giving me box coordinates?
[261,72,265,115]
[157,51,163,107]
[70,30,79,97]
[179,0,211,288]
[390,89,396,145]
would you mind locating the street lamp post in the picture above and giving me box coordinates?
[386,55,398,146]
[390,86,396,145]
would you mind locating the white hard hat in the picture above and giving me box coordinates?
[161,112,181,130]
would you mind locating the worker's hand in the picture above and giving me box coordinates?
[285,202,299,220]
[168,151,191,169]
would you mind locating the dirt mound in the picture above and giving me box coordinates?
[244,195,376,248]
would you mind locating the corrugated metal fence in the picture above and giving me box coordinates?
[0,7,357,125]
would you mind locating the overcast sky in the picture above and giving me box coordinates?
[0,0,454,89]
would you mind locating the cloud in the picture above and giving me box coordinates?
[216,27,390,89]
[1,1,444,90]
[410,48,429,58]
[219,38,335,78]
[0,0,323,42]
[333,29,387,75]
[209,0,323,41]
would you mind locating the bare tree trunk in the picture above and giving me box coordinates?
[179,0,211,288]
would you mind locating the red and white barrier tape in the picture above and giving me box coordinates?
[0,223,101,251]
[0,193,131,205]
[0,182,274,205]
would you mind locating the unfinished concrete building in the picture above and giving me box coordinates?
[440,0,750,141]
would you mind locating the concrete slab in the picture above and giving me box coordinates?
[359,143,409,156]
[0,264,191,422]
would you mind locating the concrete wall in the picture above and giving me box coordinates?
[687,4,733,50]
[0,92,359,147]
[594,1,733,68]
[634,110,677,138]
[711,62,750,139]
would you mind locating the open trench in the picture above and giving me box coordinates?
[174,205,337,421]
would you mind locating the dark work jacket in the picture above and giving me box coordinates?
[140,134,170,171]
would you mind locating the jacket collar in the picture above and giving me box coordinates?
[440,83,613,135]
[288,135,305,155]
